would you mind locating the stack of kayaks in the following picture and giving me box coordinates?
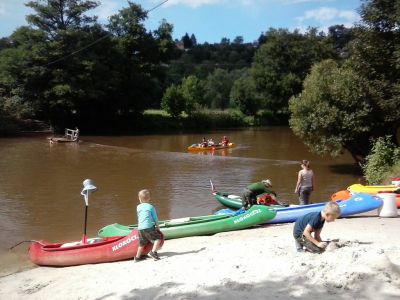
[332,184,400,208]
[216,193,383,224]
[98,205,276,239]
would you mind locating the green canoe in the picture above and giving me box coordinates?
[213,191,288,209]
[98,205,276,240]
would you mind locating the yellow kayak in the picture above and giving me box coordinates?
[347,183,399,193]
[347,184,400,208]
[187,142,235,152]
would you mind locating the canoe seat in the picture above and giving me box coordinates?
[168,217,190,224]
[61,241,81,248]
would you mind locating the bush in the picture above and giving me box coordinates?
[362,136,400,184]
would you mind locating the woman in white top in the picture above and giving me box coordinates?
[295,160,315,205]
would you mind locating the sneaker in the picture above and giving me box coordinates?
[134,256,143,262]
[148,251,160,260]
[296,248,305,253]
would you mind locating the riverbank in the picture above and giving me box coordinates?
[1,211,399,299]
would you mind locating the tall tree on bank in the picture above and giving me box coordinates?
[0,0,105,130]
[250,28,337,121]
[289,0,400,164]
[289,60,374,164]
[347,0,400,145]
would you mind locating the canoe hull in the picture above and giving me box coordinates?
[187,143,235,152]
[216,193,382,224]
[347,184,400,208]
[29,229,160,266]
[98,205,276,239]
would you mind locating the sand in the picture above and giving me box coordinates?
[1,211,399,300]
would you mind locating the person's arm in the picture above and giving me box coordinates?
[311,171,315,191]
[295,171,302,193]
[314,228,322,242]
[303,225,326,248]
[151,206,159,229]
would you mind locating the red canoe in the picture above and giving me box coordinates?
[29,229,164,266]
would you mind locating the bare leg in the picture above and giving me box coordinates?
[152,239,161,252]
[136,245,144,258]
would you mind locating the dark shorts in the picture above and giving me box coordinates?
[294,235,324,254]
[242,189,257,209]
[138,227,161,247]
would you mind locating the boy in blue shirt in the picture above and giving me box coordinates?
[293,202,341,253]
[135,189,162,262]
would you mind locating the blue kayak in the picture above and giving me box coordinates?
[215,193,382,224]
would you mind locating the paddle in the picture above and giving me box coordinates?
[210,179,216,194]
[80,179,97,244]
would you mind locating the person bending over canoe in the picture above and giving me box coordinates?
[293,201,341,253]
[242,179,277,210]
[135,189,162,262]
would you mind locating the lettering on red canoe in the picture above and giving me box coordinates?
[112,235,138,252]
[233,208,262,224]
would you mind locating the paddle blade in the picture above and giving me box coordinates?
[210,179,216,193]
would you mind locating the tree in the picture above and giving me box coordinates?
[190,34,197,47]
[289,60,374,164]
[251,28,337,120]
[362,136,400,184]
[179,75,204,114]
[204,68,236,110]
[327,25,353,56]
[230,75,259,116]
[346,0,400,145]
[25,0,99,38]
[161,84,185,118]
[182,33,193,49]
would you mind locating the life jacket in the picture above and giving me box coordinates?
[256,193,278,205]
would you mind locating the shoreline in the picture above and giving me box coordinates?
[1,211,399,299]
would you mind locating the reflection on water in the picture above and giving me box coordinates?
[0,128,361,274]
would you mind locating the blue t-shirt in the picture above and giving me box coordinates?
[293,211,325,238]
[137,203,158,230]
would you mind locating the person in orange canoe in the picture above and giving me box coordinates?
[221,136,230,146]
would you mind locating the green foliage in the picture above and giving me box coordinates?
[161,84,185,118]
[203,68,242,109]
[289,59,373,163]
[186,109,247,129]
[251,28,337,116]
[25,0,99,36]
[362,136,400,185]
[346,0,400,143]
[180,75,204,115]
[230,74,260,116]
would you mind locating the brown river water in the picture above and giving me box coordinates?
[0,127,361,275]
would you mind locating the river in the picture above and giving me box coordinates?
[0,127,361,275]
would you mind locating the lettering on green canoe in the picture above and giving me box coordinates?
[112,235,138,252]
[233,208,262,224]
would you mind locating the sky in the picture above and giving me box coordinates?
[0,0,362,43]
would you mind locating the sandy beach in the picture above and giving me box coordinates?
[1,210,399,300]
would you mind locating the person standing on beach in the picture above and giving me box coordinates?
[135,189,162,262]
[242,179,276,209]
[293,201,341,253]
[295,160,315,205]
